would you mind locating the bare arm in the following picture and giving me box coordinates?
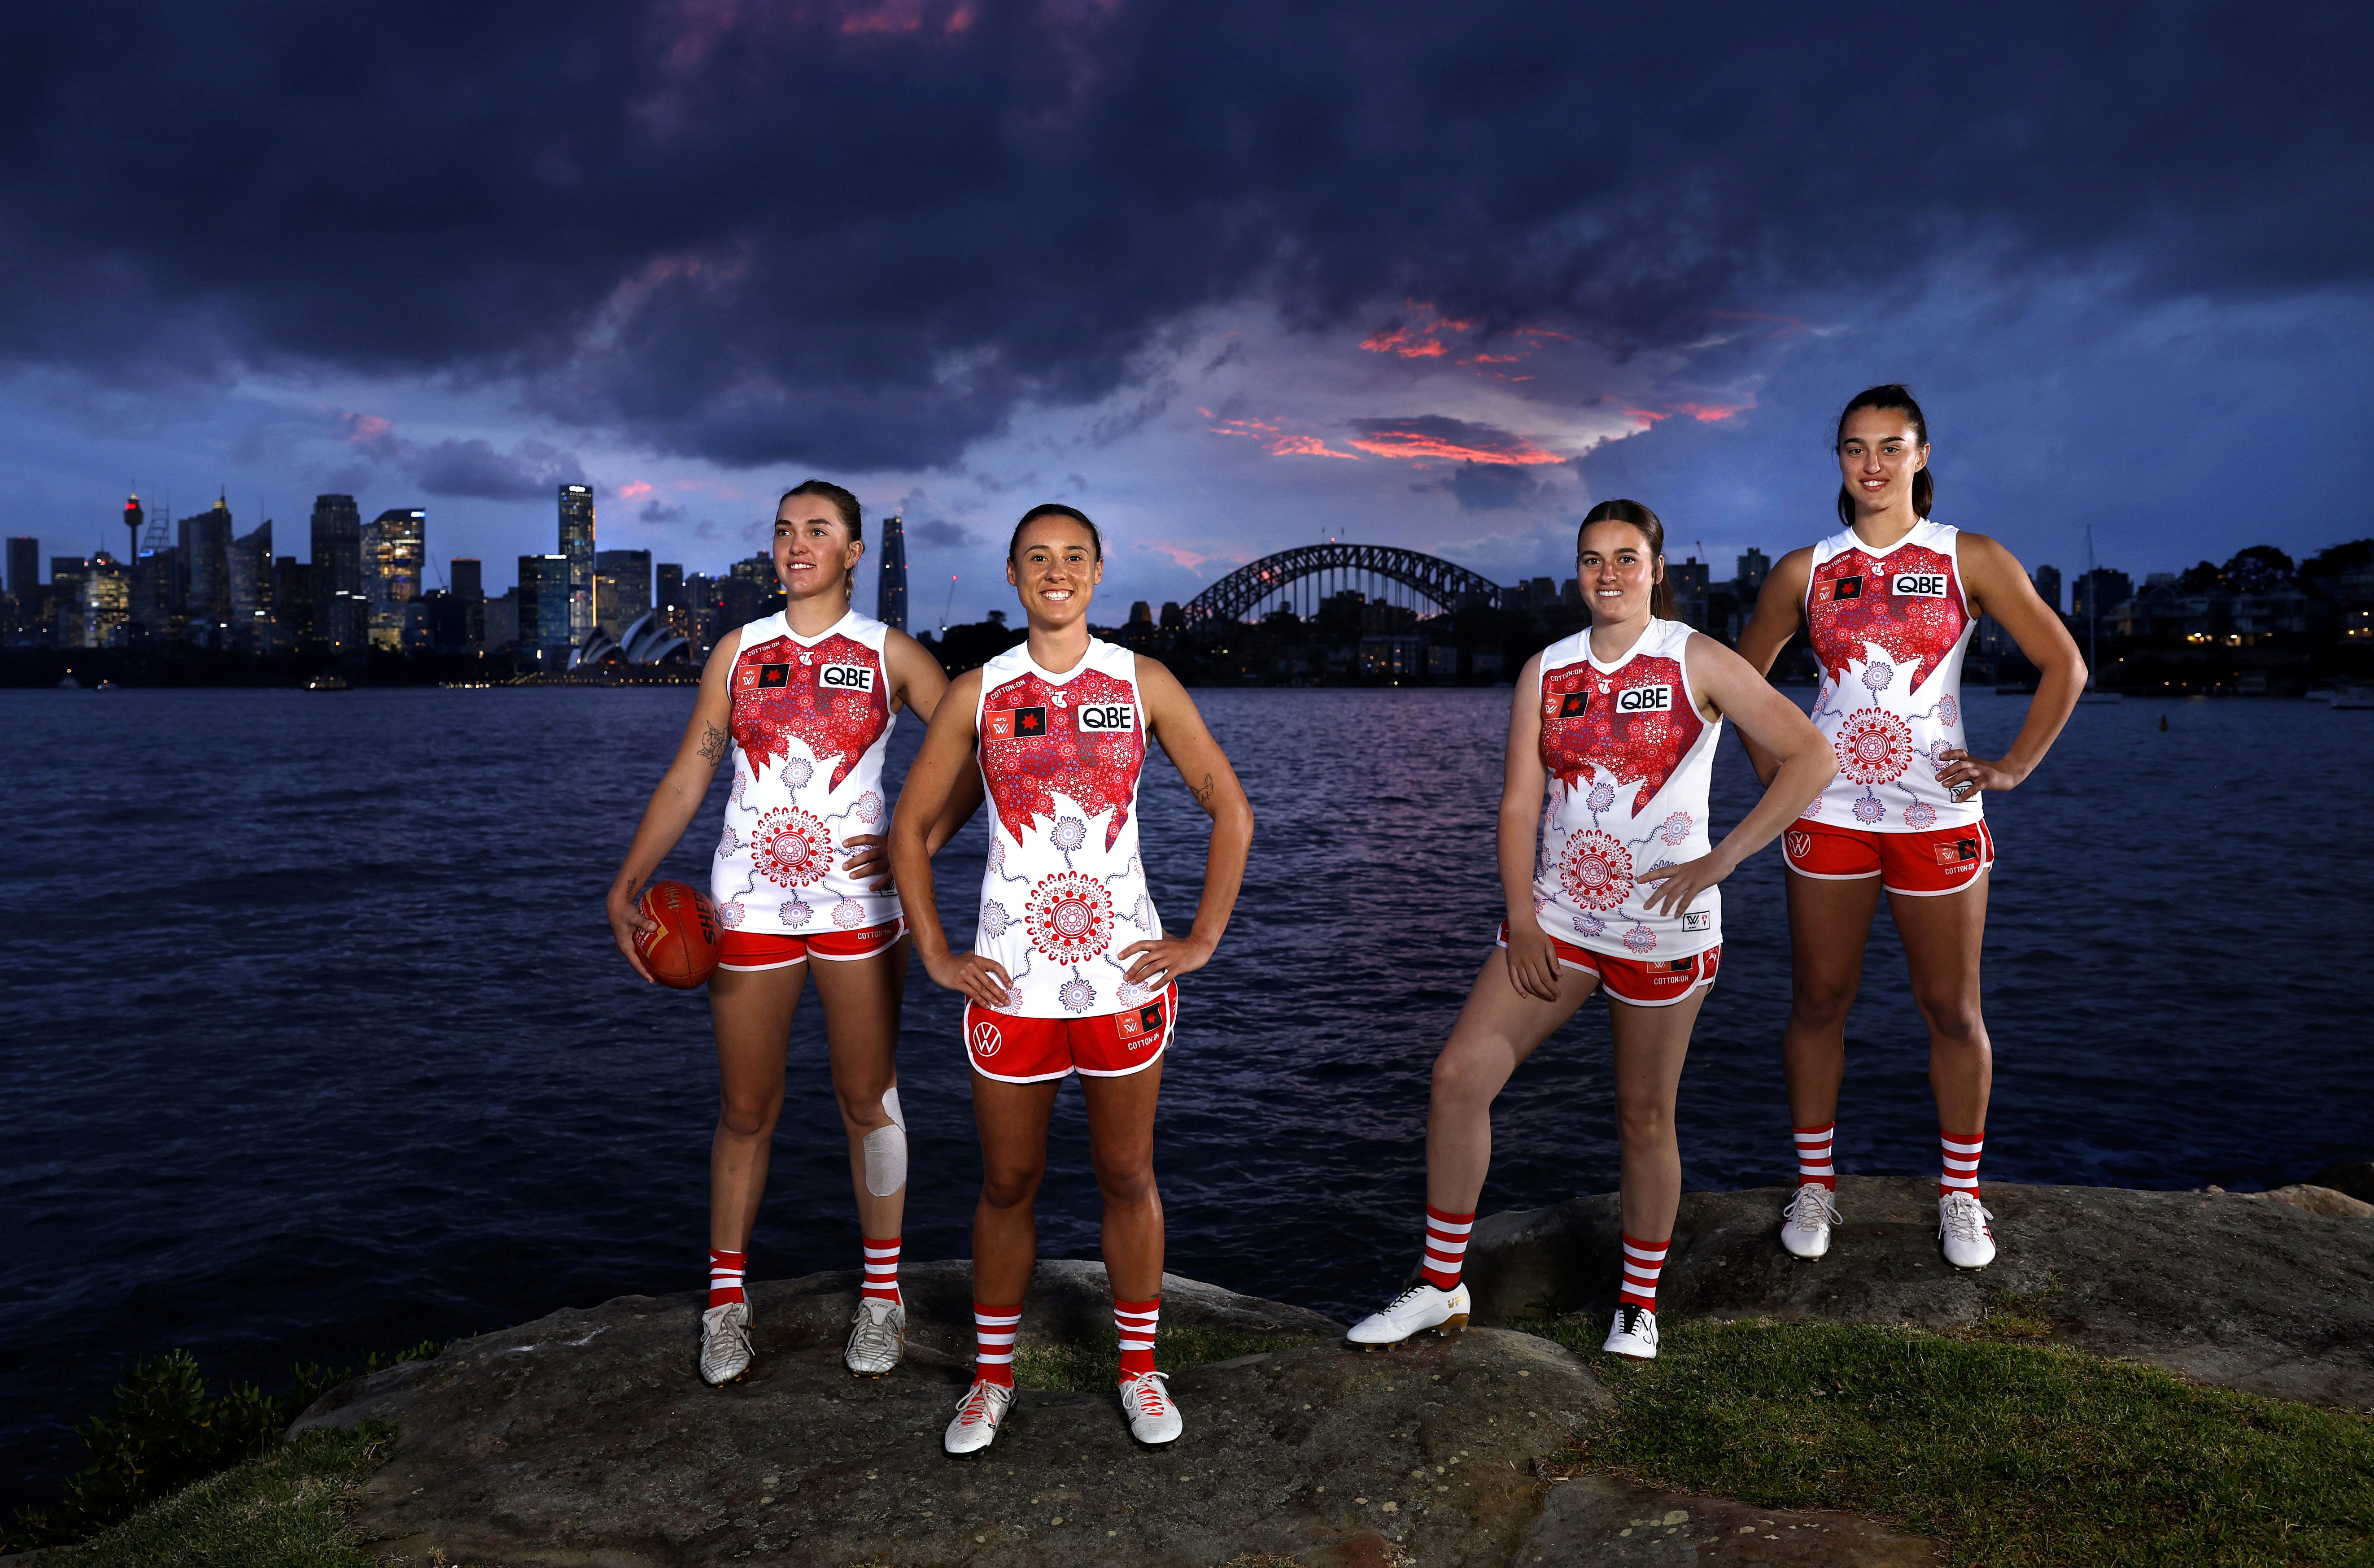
[1497,652,1563,1002]
[1121,658,1254,987]
[886,668,1012,1007]
[603,630,741,982]
[1732,546,1816,786]
[845,630,975,888]
[1636,635,1839,915]
[1949,532,2086,795]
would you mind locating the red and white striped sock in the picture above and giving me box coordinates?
[707,1247,746,1310]
[1618,1234,1669,1311]
[973,1302,1021,1389]
[1793,1123,1837,1190]
[1940,1129,1984,1199]
[860,1235,901,1306]
[1114,1297,1160,1381]
[1420,1205,1474,1291]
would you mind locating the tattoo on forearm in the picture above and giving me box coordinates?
[698,721,729,764]
[1189,771,1216,809]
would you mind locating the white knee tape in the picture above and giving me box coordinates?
[863,1087,907,1197]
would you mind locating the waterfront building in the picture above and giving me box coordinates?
[682,571,721,653]
[876,512,908,632]
[180,495,234,638]
[2073,566,2130,625]
[1667,557,1710,630]
[484,587,520,650]
[1160,602,1184,630]
[1129,601,1153,625]
[51,555,88,646]
[228,518,274,647]
[1735,546,1771,601]
[451,557,485,649]
[275,558,317,642]
[2033,564,2063,614]
[310,495,362,646]
[7,536,35,601]
[518,553,572,655]
[364,508,426,650]
[559,483,595,645]
[594,548,652,640]
[656,562,685,637]
[84,552,130,646]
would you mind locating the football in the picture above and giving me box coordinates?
[634,880,722,989]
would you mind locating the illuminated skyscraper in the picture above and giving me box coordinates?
[656,562,685,636]
[229,518,274,645]
[876,512,908,632]
[559,483,595,644]
[518,553,572,654]
[51,555,87,646]
[594,548,651,639]
[364,508,425,650]
[84,551,129,647]
[180,495,234,634]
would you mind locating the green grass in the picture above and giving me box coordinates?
[1013,1324,1319,1392]
[35,1424,393,1568]
[1533,1311,2374,1567]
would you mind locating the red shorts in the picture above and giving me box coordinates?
[1496,922,1721,1007]
[962,985,1178,1084]
[1782,819,1994,896]
[715,916,907,971]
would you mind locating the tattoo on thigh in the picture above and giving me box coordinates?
[698,721,729,764]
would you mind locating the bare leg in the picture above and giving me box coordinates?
[1080,1061,1166,1301]
[809,936,911,1239]
[1780,872,1884,1128]
[1609,987,1711,1243]
[1425,951,1602,1215]
[970,1073,1061,1306]
[1889,873,1993,1137]
[707,963,806,1253]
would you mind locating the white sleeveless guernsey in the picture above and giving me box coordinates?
[1802,518,1981,832]
[711,608,902,935]
[1532,618,1724,960]
[972,637,1163,1018]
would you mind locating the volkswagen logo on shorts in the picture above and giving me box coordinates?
[969,1019,1004,1058]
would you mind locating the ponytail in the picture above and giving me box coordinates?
[1833,384,1933,526]
[1578,498,1676,619]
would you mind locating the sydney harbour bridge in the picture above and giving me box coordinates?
[1178,542,1505,635]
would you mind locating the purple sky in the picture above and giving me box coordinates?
[5,2,2369,622]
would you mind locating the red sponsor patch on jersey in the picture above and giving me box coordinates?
[1538,653,1704,814]
[982,668,1146,851]
[1808,545,1969,692]
[730,633,891,791]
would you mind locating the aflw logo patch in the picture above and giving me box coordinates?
[817,662,877,692]
[1554,691,1590,719]
[1116,999,1165,1046]
[1614,685,1674,714]
[1890,572,1951,599]
[1817,575,1863,603]
[1076,703,1135,732]
[986,706,1049,740]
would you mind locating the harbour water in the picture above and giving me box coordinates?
[3,684,2369,1504]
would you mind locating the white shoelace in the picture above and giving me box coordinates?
[1784,1184,1841,1228]
[702,1303,751,1348]
[1122,1371,1172,1416]
[1940,1193,1994,1242]
[848,1301,899,1360]
[1383,1283,1441,1313]
[952,1383,1005,1427]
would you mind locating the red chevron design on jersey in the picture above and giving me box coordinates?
[982,668,1144,851]
[1807,544,1968,692]
[729,632,890,792]
[1538,653,1703,815]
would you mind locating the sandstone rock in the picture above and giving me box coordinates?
[2261,1184,2374,1219]
[1519,1474,1937,1566]
[294,1259,1616,1567]
[1462,1177,2374,1411]
[2312,1162,2374,1205]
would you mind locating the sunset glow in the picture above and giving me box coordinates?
[1210,418,1362,460]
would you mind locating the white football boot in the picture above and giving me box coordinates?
[1938,1192,1997,1269]
[698,1300,753,1386]
[943,1379,1015,1456]
[1119,1370,1183,1446]
[1345,1281,1471,1346]
[1602,1303,1659,1359]
[1780,1182,1842,1259]
[843,1297,904,1376]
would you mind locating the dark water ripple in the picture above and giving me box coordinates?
[3,686,2369,1503]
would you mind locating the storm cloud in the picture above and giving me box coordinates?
[3,0,2369,479]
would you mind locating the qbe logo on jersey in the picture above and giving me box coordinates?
[1890,572,1951,599]
[1615,685,1674,714]
[1076,703,1136,732]
[817,662,877,693]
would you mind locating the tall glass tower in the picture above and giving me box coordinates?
[559,483,595,646]
[876,512,908,633]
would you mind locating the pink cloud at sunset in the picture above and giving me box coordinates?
[1359,301,1474,359]
[1134,539,1213,574]
[616,480,656,500]
[1209,417,1362,460]
[1348,415,1562,466]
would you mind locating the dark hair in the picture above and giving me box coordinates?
[1008,502,1104,562]
[1833,385,1932,527]
[1577,498,1677,619]
[778,479,863,542]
